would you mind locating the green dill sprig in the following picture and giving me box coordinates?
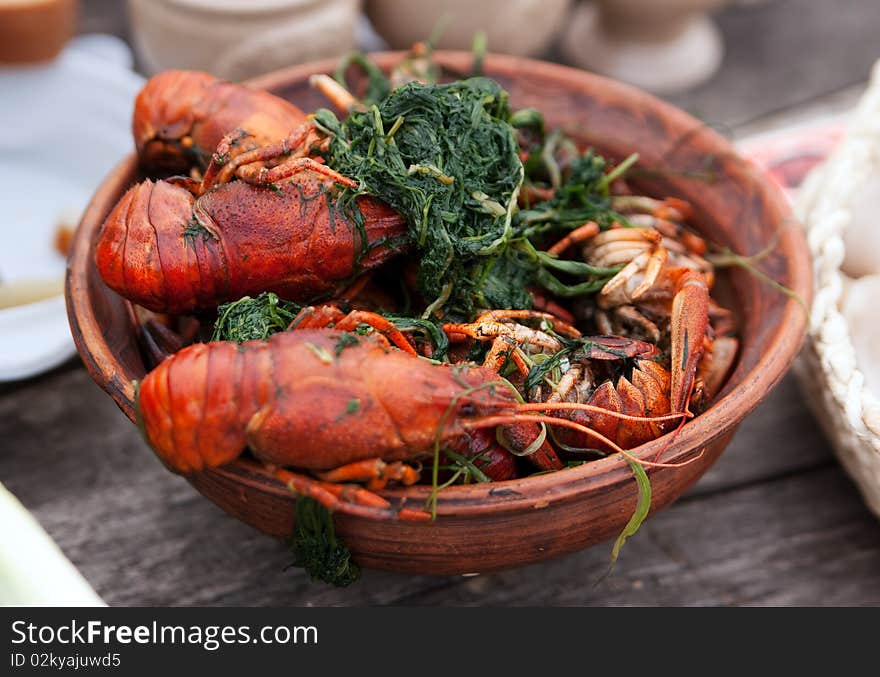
[182,216,217,249]
[383,315,449,359]
[287,496,360,587]
[332,51,391,106]
[518,150,632,232]
[523,336,640,393]
[600,458,651,582]
[316,77,529,319]
[212,292,302,343]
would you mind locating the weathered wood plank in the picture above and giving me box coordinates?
[687,374,833,497]
[385,466,880,606]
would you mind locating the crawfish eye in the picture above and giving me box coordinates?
[459,402,476,417]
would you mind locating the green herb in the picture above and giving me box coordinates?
[470,31,487,77]
[181,216,216,249]
[708,244,810,316]
[314,71,635,320]
[441,449,492,484]
[523,336,635,393]
[333,51,391,106]
[212,292,302,343]
[315,77,528,319]
[519,150,627,232]
[383,315,449,359]
[333,331,362,356]
[333,397,360,422]
[288,496,360,587]
[305,342,333,364]
[603,458,651,579]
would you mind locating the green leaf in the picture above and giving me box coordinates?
[212,292,301,343]
[383,315,450,359]
[288,496,360,587]
[607,458,652,574]
[320,77,526,319]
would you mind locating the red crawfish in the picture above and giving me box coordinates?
[135,327,680,520]
[133,70,308,173]
[95,127,407,314]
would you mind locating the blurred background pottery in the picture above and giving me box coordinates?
[562,0,731,94]
[126,0,359,81]
[364,0,573,56]
[0,0,77,64]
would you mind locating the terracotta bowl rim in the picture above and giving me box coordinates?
[66,50,812,518]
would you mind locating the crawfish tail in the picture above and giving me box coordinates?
[136,340,273,474]
[95,179,234,313]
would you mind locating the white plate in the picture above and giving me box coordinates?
[0,35,144,382]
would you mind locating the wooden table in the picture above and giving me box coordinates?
[3,0,880,606]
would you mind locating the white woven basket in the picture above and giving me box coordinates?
[795,60,880,517]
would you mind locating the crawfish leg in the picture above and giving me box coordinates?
[546,221,600,255]
[289,304,346,330]
[288,306,412,353]
[338,274,373,304]
[310,73,361,113]
[204,124,315,190]
[600,245,668,306]
[193,129,249,192]
[314,458,420,491]
[333,310,417,355]
[483,336,530,375]
[238,156,358,189]
[529,291,576,324]
[475,309,581,339]
[669,270,710,414]
[653,197,694,222]
[695,335,739,405]
[140,318,184,366]
[545,364,583,403]
[442,320,563,352]
[273,468,429,522]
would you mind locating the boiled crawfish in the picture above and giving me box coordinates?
[135,320,686,520]
[134,70,308,173]
[529,203,738,437]
[136,327,528,520]
[99,69,412,314]
[96,132,406,314]
[441,300,708,454]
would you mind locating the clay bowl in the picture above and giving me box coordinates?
[66,52,811,575]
